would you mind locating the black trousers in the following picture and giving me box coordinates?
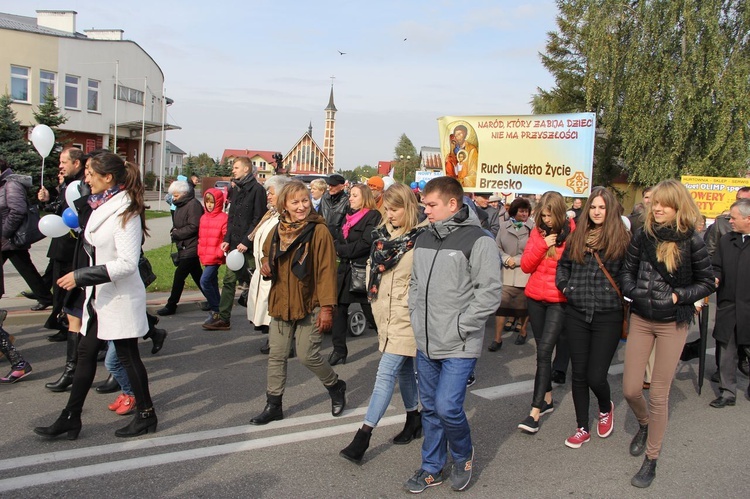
[66,313,153,413]
[565,306,622,430]
[44,258,73,330]
[166,256,203,308]
[331,302,376,356]
[2,250,52,303]
[527,299,566,409]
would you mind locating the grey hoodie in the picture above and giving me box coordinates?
[408,205,502,359]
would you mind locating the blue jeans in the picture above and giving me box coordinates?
[363,353,418,428]
[416,350,476,474]
[105,341,133,396]
[200,265,220,312]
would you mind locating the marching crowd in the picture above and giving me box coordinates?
[1,151,749,493]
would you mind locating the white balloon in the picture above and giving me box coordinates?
[31,124,55,158]
[225,249,245,271]
[38,214,70,238]
[382,176,395,190]
[65,180,82,215]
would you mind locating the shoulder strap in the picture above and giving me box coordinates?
[593,251,622,300]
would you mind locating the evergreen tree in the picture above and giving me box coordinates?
[33,88,68,187]
[393,134,419,184]
[0,93,39,177]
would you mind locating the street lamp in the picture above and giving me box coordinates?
[399,154,411,183]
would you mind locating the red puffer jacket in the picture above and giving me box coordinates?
[198,188,228,266]
[521,218,575,303]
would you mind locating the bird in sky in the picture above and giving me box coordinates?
[338,50,346,55]
[403,38,407,41]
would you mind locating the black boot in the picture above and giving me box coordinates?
[631,456,657,488]
[33,409,82,440]
[259,339,270,354]
[115,408,158,438]
[45,332,80,392]
[145,327,167,355]
[629,424,648,456]
[339,429,371,464]
[96,374,120,394]
[392,410,423,444]
[47,329,68,342]
[326,379,347,417]
[250,394,283,425]
[146,312,160,330]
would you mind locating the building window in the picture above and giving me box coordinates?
[39,70,56,102]
[116,85,144,105]
[65,75,80,109]
[10,65,30,102]
[87,79,100,112]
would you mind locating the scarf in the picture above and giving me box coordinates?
[368,224,426,299]
[312,197,321,212]
[641,224,696,324]
[247,206,277,243]
[538,218,572,246]
[510,218,524,230]
[88,184,124,210]
[268,213,318,281]
[342,208,370,239]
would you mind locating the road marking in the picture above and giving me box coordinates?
[0,414,404,493]
[0,406,374,472]
[471,350,715,401]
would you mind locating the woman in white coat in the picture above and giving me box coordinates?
[247,175,290,352]
[35,153,156,440]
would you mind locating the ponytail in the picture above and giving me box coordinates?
[122,161,148,237]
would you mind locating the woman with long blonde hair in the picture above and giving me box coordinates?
[621,179,714,488]
[517,191,574,434]
[339,183,427,463]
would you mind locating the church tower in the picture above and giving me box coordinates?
[323,85,337,170]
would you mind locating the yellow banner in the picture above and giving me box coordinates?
[681,176,750,218]
[437,113,596,195]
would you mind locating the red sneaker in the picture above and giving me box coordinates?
[116,395,137,415]
[108,393,127,411]
[565,427,591,449]
[597,401,614,438]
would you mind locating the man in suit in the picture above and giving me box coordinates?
[710,198,750,407]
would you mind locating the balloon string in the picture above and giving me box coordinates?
[40,157,45,188]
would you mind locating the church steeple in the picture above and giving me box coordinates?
[308,121,313,135]
[323,84,336,171]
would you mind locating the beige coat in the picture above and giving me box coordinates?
[496,218,534,288]
[370,222,428,357]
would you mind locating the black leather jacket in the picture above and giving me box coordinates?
[319,191,349,233]
[621,229,714,322]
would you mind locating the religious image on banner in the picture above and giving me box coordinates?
[443,121,479,188]
[437,113,597,196]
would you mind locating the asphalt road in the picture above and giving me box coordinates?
[0,298,748,498]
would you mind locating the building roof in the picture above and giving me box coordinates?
[377,161,393,176]
[0,12,86,38]
[221,149,280,165]
[325,86,337,112]
[166,141,186,155]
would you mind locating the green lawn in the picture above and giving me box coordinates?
[144,244,226,292]
[145,210,172,220]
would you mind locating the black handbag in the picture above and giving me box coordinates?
[139,253,157,287]
[349,262,367,294]
[12,205,45,248]
[170,243,180,266]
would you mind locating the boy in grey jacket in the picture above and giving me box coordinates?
[404,177,502,493]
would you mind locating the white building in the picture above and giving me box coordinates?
[0,9,178,175]
[166,141,185,176]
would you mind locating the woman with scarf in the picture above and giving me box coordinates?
[249,181,346,425]
[517,191,574,434]
[490,197,534,351]
[555,187,630,449]
[328,184,382,366]
[246,175,291,352]
[35,153,156,439]
[157,180,205,316]
[621,179,713,488]
[339,183,428,463]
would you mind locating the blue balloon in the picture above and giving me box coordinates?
[410,181,418,189]
[62,207,79,229]
[418,180,427,189]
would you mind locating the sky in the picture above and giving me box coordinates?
[5,0,559,169]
